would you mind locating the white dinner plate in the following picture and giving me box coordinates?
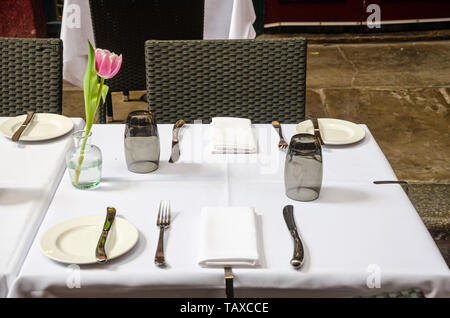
[0,113,74,141]
[40,215,139,265]
[295,118,365,145]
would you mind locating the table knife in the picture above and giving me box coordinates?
[95,206,116,263]
[283,205,304,268]
[12,111,35,142]
[169,119,185,163]
[310,117,325,145]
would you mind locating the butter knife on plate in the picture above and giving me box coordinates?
[12,111,35,142]
[169,119,185,163]
[95,207,116,263]
[283,205,304,268]
[309,117,325,146]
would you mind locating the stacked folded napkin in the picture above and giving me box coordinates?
[198,207,260,267]
[210,117,257,154]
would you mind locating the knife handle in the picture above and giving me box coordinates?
[95,206,116,263]
[11,125,27,142]
[308,117,325,145]
[95,230,109,263]
[172,119,185,140]
[314,129,325,146]
[290,230,304,268]
[12,111,34,142]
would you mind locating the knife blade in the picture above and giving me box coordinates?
[283,205,304,268]
[12,111,35,142]
[169,119,185,163]
[310,117,325,145]
[95,206,116,263]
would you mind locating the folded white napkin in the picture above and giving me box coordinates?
[198,206,260,267]
[210,117,257,154]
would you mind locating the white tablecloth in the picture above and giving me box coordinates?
[61,0,256,87]
[0,117,85,297]
[9,124,449,297]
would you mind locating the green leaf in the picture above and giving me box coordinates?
[98,83,109,104]
[83,41,99,133]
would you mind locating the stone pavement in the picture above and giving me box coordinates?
[62,39,450,265]
[306,41,449,184]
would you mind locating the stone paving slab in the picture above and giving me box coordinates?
[409,184,450,239]
[409,184,449,266]
[307,41,450,89]
[306,46,356,88]
[319,87,449,183]
[260,29,450,44]
[339,41,450,88]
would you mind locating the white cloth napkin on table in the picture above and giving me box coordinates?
[198,207,260,267]
[210,117,257,154]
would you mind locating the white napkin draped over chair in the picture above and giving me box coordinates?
[198,207,260,267]
[210,117,257,154]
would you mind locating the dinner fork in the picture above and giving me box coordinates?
[272,121,288,149]
[155,201,171,266]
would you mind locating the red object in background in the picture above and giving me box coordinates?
[0,0,46,37]
[265,0,450,26]
[363,0,450,23]
[265,0,363,25]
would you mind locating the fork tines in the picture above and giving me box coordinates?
[272,121,288,149]
[279,139,288,149]
[157,201,171,227]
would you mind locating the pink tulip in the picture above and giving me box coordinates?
[95,48,122,79]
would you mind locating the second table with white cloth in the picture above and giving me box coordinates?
[0,117,84,297]
[9,123,450,297]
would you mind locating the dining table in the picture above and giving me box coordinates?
[61,0,257,87]
[7,123,450,297]
[0,117,85,297]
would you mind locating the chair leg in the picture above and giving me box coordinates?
[122,90,129,102]
[98,99,106,124]
[140,92,147,103]
[106,92,113,123]
[224,267,234,298]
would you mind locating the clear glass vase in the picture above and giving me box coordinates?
[66,130,102,189]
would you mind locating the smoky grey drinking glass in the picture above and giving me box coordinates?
[124,110,160,173]
[284,134,323,201]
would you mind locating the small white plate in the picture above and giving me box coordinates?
[40,215,139,265]
[295,118,365,145]
[0,113,74,141]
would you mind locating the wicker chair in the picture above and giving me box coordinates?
[144,38,307,124]
[89,0,205,123]
[0,37,63,117]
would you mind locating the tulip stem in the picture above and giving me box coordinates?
[94,77,105,118]
[74,77,104,186]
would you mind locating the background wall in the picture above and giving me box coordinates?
[0,0,46,37]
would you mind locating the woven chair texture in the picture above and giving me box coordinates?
[0,37,62,117]
[145,38,307,124]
